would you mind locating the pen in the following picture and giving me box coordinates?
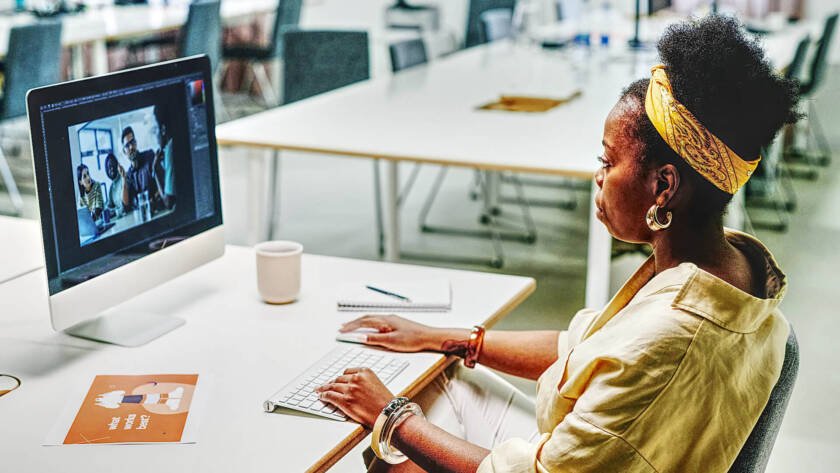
[366,285,412,303]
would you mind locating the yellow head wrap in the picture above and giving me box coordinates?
[644,65,759,195]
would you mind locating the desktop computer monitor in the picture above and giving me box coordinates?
[27,55,224,346]
[648,0,673,15]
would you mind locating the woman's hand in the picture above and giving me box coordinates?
[340,315,465,353]
[316,367,394,428]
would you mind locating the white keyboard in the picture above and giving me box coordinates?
[264,346,410,421]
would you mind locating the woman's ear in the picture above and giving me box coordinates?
[651,164,680,208]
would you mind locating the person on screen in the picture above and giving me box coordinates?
[121,125,165,213]
[153,104,175,209]
[76,163,104,221]
[104,153,126,217]
[317,16,799,473]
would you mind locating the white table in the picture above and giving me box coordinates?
[0,0,277,78]
[0,216,42,284]
[0,245,535,473]
[216,40,655,309]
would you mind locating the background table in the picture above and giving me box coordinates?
[0,216,42,284]
[0,245,534,473]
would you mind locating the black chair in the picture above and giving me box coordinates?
[282,30,369,104]
[223,0,303,105]
[181,0,222,73]
[389,38,428,72]
[746,34,811,231]
[0,21,62,216]
[785,13,837,173]
[465,0,517,48]
[729,329,799,473]
[265,30,375,244]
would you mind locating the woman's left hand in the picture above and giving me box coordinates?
[315,367,394,428]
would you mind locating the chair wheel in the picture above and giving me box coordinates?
[469,192,479,200]
[490,206,502,216]
[479,214,491,225]
[490,259,503,268]
[524,235,537,244]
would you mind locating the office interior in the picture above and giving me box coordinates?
[0,0,838,471]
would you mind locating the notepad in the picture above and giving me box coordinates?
[337,279,452,312]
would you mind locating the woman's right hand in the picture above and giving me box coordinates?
[339,315,467,354]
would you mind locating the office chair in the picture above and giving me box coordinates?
[728,329,799,473]
[263,30,371,242]
[179,0,226,121]
[0,21,62,216]
[785,13,837,177]
[223,0,303,106]
[465,0,517,48]
[746,34,810,232]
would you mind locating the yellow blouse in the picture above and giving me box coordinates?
[477,230,790,473]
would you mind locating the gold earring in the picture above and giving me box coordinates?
[646,204,672,231]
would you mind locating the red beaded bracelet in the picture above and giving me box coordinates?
[464,325,486,368]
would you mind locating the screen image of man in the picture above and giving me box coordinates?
[121,126,164,213]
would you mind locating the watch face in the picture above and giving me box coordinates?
[0,375,20,398]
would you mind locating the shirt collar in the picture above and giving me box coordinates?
[585,230,787,338]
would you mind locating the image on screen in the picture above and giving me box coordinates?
[69,105,177,246]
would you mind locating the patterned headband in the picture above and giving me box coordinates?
[644,65,759,194]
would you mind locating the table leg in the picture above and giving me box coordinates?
[267,150,281,240]
[483,171,501,217]
[585,179,612,309]
[71,45,85,79]
[382,161,400,261]
[247,150,270,244]
[91,40,108,76]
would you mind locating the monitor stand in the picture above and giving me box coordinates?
[65,311,185,347]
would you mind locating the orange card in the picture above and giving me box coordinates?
[62,374,199,445]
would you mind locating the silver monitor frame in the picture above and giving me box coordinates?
[27,56,224,346]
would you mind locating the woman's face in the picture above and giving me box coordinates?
[79,167,92,191]
[593,101,655,244]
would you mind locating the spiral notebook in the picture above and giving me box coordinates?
[337,279,451,312]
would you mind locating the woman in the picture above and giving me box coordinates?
[317,16,799,473]
[105,153,126,217]
[77,163,104,221]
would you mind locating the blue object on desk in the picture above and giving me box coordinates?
[366,285,412,303]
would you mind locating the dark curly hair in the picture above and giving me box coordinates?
[620,15,800,220]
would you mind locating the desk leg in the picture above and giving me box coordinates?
[91,40,108,76]
[383,161,400,261]
[585,180,612,309]
[71,45,85,79]
[267,150,281,240]
[247,150,273,244]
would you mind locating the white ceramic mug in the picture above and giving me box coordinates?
[255,241,303,304]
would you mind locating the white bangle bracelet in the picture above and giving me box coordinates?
[377,402,425,464]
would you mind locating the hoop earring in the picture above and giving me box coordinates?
[646,204,672,231]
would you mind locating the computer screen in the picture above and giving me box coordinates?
[29,57,222,296]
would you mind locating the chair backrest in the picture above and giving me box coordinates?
[180,0,222,72]
[480,8,514,43]
[802,13,837,95]
[1,21,62,120]
[465,0,517,48]
[728,329,799,473]
[389,38,428,73]
[269,0,303,58]
[282,30,369,104]
[784,35,810,81]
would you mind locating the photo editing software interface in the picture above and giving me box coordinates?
[35,73,219,295]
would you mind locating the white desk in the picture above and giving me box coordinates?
[216,40,654,309]
[0,245,535,473]
[0,216,42,284]
[0,0,277,78]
